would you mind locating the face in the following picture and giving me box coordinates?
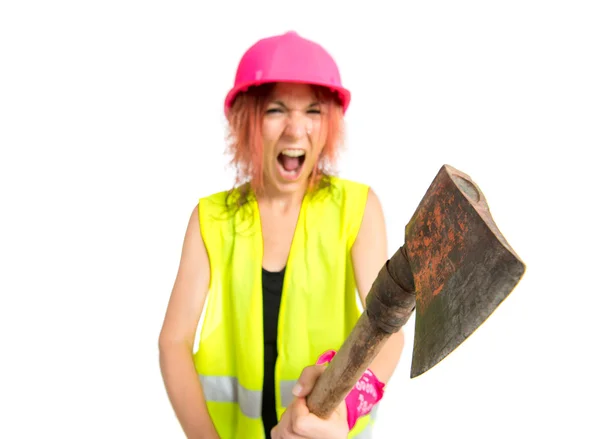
[261,82,327,194]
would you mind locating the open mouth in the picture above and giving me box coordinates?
[277,149,306,180]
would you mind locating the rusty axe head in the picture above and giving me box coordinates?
[398,164,526,378]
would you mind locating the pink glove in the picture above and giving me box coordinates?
[316,350,385,430]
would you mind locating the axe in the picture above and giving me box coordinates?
[305,164,526,418]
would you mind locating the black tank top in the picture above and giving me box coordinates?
[261,266,285,436]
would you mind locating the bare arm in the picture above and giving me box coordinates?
[158,204,219,438]
[351,188,405,384]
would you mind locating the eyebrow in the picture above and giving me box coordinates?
[271,100,321,108]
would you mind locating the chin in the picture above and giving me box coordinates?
[275,175,309,193]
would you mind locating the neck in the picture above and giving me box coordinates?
[257,183,307,214]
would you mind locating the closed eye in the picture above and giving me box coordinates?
[265,105,322,115]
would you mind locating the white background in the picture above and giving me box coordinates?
[1,1,599,438]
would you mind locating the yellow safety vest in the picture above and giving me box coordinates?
[194,176,378,438]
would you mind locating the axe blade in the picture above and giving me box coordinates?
[406,164,526,378]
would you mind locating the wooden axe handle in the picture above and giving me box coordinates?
[305,245,416,418]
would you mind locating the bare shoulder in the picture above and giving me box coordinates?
[158,203,211,349]
[351,187,388,304]
[364,186,385,220]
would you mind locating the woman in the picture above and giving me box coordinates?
[159,31,406,439]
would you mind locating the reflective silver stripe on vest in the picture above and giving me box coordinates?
[370,403,379,420]
[199,375,262,419]
[200,374,379,432]
[354,423,373,438]
[279,380,297,408]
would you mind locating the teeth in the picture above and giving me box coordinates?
[281,149,305,158]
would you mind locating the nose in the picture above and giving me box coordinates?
[283,110,312,138]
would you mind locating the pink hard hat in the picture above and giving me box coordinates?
[224,31,351,115]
